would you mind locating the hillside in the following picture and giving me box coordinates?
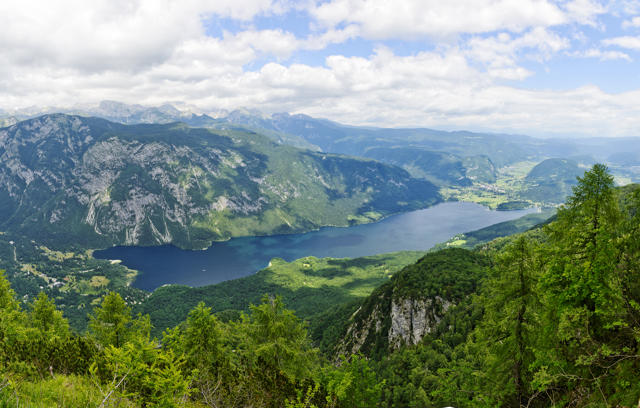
[3,167,640,407]
[0,114,440,250]
[520,158,585,203]
[321,172,640,408]
[363,147,497,187]
[331,248,489,358]
[432,208,555,251]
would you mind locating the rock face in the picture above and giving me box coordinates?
[388,295,452,348]
[336,292,452,356]
[334,248,488,358]
[0,114,440,249]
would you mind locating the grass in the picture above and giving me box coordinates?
[441,161,547,208]
[38,246,77,262]
[0,374,132,408]
[137,250,428,335]
[0,374,206,408]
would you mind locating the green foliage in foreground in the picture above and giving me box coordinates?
[367,166,640,407]
[1,276,383,407]
[0,374,138,408]
[137,250,426,336]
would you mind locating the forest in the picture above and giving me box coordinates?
[1,164,640,407]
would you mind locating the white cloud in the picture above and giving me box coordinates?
[196,0,292,20]
[464,27,569,79]
[570,48,632,60]
[0,0,294,73]
[603,35,640,49]
[220,25,360,60]
[622,16,640,28]
[0,0,638,140]
[310,0,600,40]
[564,0,607,26]
[0,0,205,73]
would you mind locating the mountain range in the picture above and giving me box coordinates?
[3,101,639,182]
[0,114,439,250]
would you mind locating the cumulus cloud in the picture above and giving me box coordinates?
[622,16,640,29]
[603,35,640,50]
[0,0,638,138]
[310,0,568,40]
[564,0,607,26]
[464,27,570,79]
[0,0,293,73]
[310,0,608,40]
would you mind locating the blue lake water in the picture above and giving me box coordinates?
[94,202,537,291]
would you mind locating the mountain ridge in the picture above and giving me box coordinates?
[0,114,441,250]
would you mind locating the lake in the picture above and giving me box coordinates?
[94,202,537,291]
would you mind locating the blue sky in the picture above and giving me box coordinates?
[1,0,640,137]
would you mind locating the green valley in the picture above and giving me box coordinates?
[4,166,640,407]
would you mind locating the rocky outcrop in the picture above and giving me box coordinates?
[336,292,453,357]
[332,249,488,358]
[388,295,452,348]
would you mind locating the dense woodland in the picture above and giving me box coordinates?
[2,164,640,407]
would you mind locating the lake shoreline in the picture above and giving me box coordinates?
[94,202,536,292]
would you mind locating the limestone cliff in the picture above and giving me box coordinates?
[334,248,488,358]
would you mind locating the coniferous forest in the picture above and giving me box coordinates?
[1,164,640,407]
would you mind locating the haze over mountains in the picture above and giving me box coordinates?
[3,100,640,168]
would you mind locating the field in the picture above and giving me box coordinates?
[440,161,539,208]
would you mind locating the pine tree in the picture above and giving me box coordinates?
[29,292,69,338]
[89,291,134,348]
[474,236,539,407]
[534,164,625,405]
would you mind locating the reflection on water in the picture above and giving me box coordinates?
[94,202,536,291]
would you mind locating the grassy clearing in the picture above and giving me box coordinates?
[137,250,427,335]
[0,374,131,408]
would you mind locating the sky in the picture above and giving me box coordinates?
[1,0,640,137]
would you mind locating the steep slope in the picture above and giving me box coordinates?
[332,248,489,358]
[0,114,440,249]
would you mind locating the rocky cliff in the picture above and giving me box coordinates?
[0,114,441,249]
[333,248,488,358]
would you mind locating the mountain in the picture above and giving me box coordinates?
[330,248,489,358]
[520,158,585,203]
[0,117,18,128]
[364,147,497,186]
[5,102,640,188]
[226,111,534,166]
[2,100,222,125]
[0,114,440,249]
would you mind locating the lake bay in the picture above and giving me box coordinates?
[94,202,537,291]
